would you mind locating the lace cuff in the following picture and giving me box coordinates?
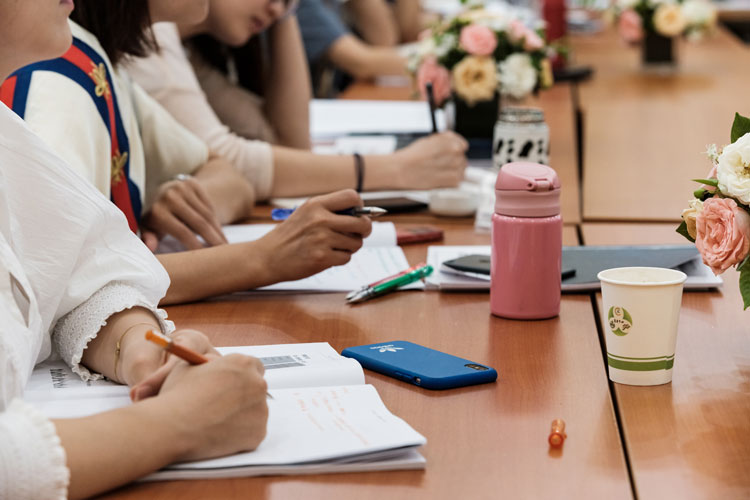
[52,282,175,381]
[0,399,69,500]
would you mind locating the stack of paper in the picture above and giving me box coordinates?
[26,343,427,479]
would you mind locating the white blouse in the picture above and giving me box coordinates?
[0,102,174,499]
[19,21,209,214]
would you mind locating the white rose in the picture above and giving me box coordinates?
[717,132,750,204]
[681,198,704,239]
[681,0,717,27]
[416,37,436,58]
[653,4,688,37]
[497,53,538,100]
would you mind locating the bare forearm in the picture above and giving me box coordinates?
[265,16,311,149]
[157,242,275,305]
[271,146,405,197]
[194,156,256,223]
[346,0,399,46]
[55,398,185,499]
[394,0,423,42]
[81,308,164,385]
[327,35,407,79]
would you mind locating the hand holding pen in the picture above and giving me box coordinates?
[272,206,387,221]
[255,190,374,284]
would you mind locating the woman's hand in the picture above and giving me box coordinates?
[141,177,228,251]
[254,189,373,283]
[392,132,468,189]
[126,329,219,401]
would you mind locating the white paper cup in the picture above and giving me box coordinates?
[598,267,687,386]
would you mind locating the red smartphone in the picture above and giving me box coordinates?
[396,226,444,245]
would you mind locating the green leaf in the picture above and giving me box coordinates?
[738,254,750,273]
[692,178,719,187]
[740,266,750,310]
[693,188,706,199]
[731,112,750,144]
[676,221,695,243]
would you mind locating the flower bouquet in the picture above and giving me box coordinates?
[409,7,553,138]
[678,113,750,308]
[613,0,717,64]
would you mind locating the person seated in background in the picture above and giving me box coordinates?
[125,0,468,207]
[295,0,410,93]
[0,2,268,498]
[343,0,425,45]
[3,0,372,306]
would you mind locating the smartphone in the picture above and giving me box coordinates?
[363,196,428,213]
[443,254,576,279]
[341,341,497,390]
[396,226,444,245]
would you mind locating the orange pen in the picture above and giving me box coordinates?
[145,330,272,398]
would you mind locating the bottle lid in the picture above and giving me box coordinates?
[495,162,561,217]
[498,107,545,124]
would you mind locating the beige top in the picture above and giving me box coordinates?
[126,23,276,200]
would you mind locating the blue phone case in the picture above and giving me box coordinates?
[341,341,497,390]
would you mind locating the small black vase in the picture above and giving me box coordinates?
[642,31,675,65]
[453,93,500,140]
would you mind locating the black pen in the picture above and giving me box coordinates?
[425,82,438,134]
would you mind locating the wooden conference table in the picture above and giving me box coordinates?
[100,31,750,499]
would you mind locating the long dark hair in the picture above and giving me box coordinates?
[70,0,156,65]
[189,36,267,96]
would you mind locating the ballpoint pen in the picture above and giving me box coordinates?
[345,263,424,300]
[347,265,433,304]
[271,206,387,221]
[425,81,438,134]
[145,330,273,399]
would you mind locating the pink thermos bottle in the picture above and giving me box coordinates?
[490,162,562,319]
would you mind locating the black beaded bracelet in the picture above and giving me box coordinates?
[353,153,364,193]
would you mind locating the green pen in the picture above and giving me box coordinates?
[347,265,433,304]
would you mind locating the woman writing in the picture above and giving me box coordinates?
[0,1,267,498]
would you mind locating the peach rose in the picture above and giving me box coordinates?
[695,197,750,275]
[459,24,497,56]
[618,10,643,44]
[508,20,545,51]
[417,57,452,106]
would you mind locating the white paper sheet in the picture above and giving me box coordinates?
[310,99,446,139]
[157,221,398,253]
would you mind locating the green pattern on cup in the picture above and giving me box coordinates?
[608,306,633,336]
[607,352,675,371]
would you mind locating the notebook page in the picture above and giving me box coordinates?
[167,385,426,470]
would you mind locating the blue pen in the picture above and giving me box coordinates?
[271,206,387,221]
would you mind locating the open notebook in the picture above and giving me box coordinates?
[25,343,426,479]
[158,222,422,293]
[424,245,723,291]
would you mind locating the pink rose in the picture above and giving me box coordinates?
[508,21,545,52]
[695,197,750,275]
[417,57,451,106]
[459,24,497,56]
[618,10,643,44]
